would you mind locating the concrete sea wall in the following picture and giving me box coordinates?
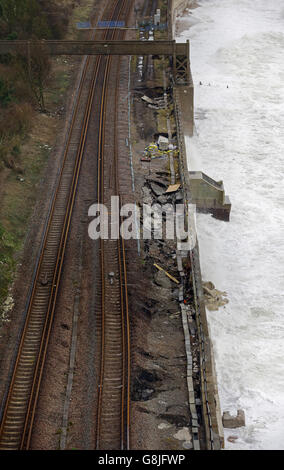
[171,0,190,37]
[171,0,225,450]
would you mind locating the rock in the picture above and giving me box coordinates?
[222,410,245,429]
[169,312,180,319]
[158,422,172,430]
[203,281,215,290]
[150,182,166,197]
[174,427,192,443]
[203,281,229,311]
[141,388,154,400]
[175,191,183,202]
[141,95,155,105]
[142,186,152,204]
[148,244,161,258]
[172,288,180,300]
[146,176,168,187]
[227,435,238,443]
[154,270,172,289]
[183,441,193,450]
[157,195,169,204]
[2,295,14,317]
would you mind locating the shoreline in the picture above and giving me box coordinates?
[171,0,225,449]
[175,0,284,450]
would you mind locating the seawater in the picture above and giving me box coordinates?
[176,0,284,449]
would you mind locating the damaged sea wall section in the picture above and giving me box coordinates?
[169,0,225,449]
[171,0,191,37]
[173,86,224,450]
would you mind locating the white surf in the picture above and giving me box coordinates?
[176,0,284,449]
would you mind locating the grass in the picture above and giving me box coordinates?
[0,63,66,319]
[67,0,96,40]
[0,142,51,318]
[0,222,17,320]
[0,0,98,319]
[46,58,73,106]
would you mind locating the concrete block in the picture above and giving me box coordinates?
[158,135,169,151]
[177,255,183,272]
[187,377,194,392]
[222,409,245,429]
[193,439,200,450]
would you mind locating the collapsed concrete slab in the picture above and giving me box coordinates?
[222,410,246,429]
[188,171,231,222]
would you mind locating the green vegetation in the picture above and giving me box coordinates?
[0,0,70,40]
[0,0,71,147]
[0,0,74,318]
[0,222,17,314]
[0,77,14,107]
[0,140,51,317]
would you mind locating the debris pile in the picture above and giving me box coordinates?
[203,281,229,311]
[141,139,179,162]
[141,173,182,209]
[141,94,166,110]
[158,135,169,151]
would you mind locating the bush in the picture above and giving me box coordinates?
[15,45,52,111]
[0,223,16,311]
[0,0,72,40]
[0,102,33,138]
[0,77,14,107]
[38,0,72,39]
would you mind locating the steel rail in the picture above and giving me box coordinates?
[95,0,132,451]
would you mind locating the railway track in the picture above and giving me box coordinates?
[95,1,132,451]
[142,0,158,19]
[0,0,132,450]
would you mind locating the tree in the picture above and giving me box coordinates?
[0,0,51,39]
[0,0,27,34]
[16,42,51,112]
[0,77,14,107]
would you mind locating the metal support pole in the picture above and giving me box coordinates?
[27,41,31,81]
[187,40,190,84]
[173,40,177,84]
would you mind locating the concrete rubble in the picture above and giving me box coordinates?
[158,135,169,151]
[203,281,229,311]
[222,410,245,429]
[149,182,166,197]
[141,95,166,110]
[154,270,172,289]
